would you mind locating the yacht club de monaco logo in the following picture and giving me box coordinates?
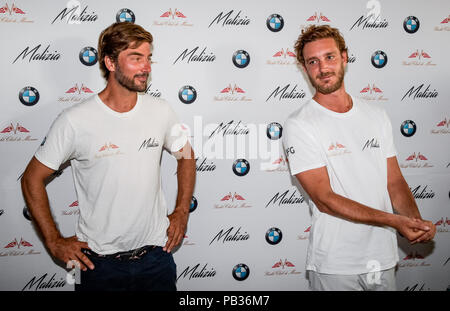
[1,237,41,257]
[298,12,331,30]
[214,83,252,102]
[1,122,38,142]
[265,259,301,277]
[435,14,450,31]
[214,192,252,209]
[154,8,193,27]
[402,50,436,66]
[400,152,433,169]
[358,83,388,101]
[62,200,79,216]
[327,142,351,157]
[431,118,450,134]
[267,48,296,66]
[95,142,123,158]
[0,3,33,23]
[435,217,450,233]
[58,83,93,103]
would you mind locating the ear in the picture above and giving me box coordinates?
[104,55,116,73]
[341,50,348,65]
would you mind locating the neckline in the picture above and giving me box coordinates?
[95,94,141,118]
[310,95,357,118]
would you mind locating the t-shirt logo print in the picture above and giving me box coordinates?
[327,142,351,157]
[95,142,122,159]
[99,142,119,152]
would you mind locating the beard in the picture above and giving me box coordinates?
[115,64,148,92]
[308,62,345,95]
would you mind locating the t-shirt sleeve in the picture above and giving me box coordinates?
[34,111,76,171]
[282,118,326,176]
[163,103,189,154]
[381,109,397,159]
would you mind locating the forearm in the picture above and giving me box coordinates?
[21,175,62,245]
[388,178,421,219]
[174,154,196,214]
[315,191,399,229]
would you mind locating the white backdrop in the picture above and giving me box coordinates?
[0,0,449,291]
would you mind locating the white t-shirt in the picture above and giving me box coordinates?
[35,94,188,255]
[283,96,399,275]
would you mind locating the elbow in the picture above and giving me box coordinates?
[310,190,336,215]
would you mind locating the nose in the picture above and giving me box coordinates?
[142,59,151,73]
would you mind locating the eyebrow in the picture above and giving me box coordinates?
[126,52,152,57]
[306,51,336,63]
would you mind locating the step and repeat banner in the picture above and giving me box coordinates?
[0,0,449,291]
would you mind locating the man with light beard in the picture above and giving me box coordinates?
[283,25,435,291]
[21,22,196,291]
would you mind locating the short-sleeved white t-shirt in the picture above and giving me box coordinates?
[283,96,399,274]
[35,94,188,255]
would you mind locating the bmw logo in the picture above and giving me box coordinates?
[232,159,250,177]
[266,122,283,140]
[232,263,250,281]
[265,227,282,245]
[178,85,197,104]
[190,196,198,213]
[79,47,98,66]
[232,50,250,68]
[23,206,32,221]
[116,8,135,23]
[266,14,284,32]
[371,50,387,69]
[19,86,39,106]
[401,120,417,137]
[403,16,420,34]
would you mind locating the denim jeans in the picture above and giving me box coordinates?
[75,246,177,291]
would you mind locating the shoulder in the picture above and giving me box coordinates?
[284,100,316,129]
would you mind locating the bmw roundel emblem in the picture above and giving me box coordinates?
[178,85,197,104]
[265,227,282,245]
[403,16,420,34]
[116,8,135,23]
[232,50,250,68]
[19,86,40,106]
[400,120,417,137]
[266,122,283,140]
[232,159,250,177]
[371,50,387,69]
[266,14,284,32]
[190,196,198,213]
[79,47,98,66]
[232,263,250,281]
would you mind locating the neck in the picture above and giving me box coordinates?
[312,85,352,113]
[98,78,138,113]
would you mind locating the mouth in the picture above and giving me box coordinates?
[135,74,148,82]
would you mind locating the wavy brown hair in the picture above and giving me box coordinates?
[98,22,153,80]
[294,25,348,66]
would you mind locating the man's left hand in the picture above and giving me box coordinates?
[164,208,189,253]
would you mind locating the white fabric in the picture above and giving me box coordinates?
[283,96,399,274]
[308,267,397,291]
[35,94,188,255]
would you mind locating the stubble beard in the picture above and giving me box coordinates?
[309,62,345,95]
[115,64,148,92]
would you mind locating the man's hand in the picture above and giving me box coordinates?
[164,209,189,253]
[47,236,94,271]
[394,215,431,243]
[411,219,436,244]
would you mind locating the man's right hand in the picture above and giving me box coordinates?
[394,215,431,243]
[46,236,95,271]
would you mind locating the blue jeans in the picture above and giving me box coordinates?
[75,246,177,291]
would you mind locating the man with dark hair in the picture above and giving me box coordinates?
[283,25,435,291]
[21,22,196,291]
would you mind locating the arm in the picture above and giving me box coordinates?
[386,156,436,243]
[163,142,196,253]
[295,166,430,242]
[21,157,94,270]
